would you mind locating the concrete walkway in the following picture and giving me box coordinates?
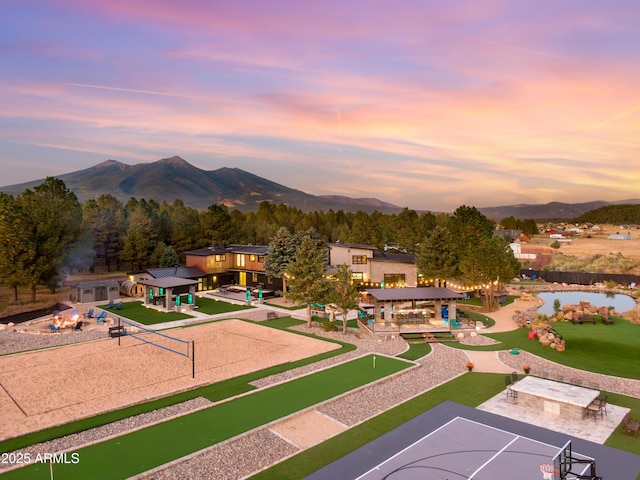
[463,298,542,374]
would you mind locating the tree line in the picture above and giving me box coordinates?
[0,177,521,306]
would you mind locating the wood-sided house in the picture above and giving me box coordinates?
[184,244,283,292]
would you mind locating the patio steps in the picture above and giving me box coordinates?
[401,332,458,344]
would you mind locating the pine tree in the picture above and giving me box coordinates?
[286,237,329,327]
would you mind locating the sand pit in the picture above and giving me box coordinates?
[0,319,340,440]
[270,410,347,449]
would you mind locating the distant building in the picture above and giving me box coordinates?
[608,233,632,240]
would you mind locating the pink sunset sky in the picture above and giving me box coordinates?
[1,0,639,212]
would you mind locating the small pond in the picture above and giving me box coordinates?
[536,291,637,316]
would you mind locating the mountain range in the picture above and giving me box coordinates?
[1,156,638,219]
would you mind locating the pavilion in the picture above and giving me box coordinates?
[136,277,198,312]
[364,287,466,334]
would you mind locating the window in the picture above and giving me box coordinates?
[249,254,257,262]
[215,254,226,262]
[352,255,367,264]
[258,255,265,263]
[351,272,363,285]
[252,273,258,282]
[383,274,406,287]
[235,254,245,267]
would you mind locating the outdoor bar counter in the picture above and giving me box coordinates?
[510,376,600,421]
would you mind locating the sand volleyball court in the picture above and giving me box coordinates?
[0,319,339,439]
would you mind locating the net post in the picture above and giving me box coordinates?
[118,317,121,346]
[192,340,195,379]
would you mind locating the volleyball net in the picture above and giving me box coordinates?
[117,318,195,377]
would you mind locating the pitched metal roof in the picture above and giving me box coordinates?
[228,244,269,254]
[183,247,228,256]
[75,280,121,289]
[328,242,378,250]
[146,266,205,279]
[366,287,464,302]
[136,277,198,288]
[371,251,415,263]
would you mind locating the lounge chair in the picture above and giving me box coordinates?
[95,311,107,324]
[49,324,60,333]
[72,321,83,331]
[106,299,114,309]
[115,301,123,310]
[83,308,95,319]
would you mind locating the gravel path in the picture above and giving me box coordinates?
[0,329,107,355]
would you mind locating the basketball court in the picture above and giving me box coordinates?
[0,319,339,440]
[304,402,640,480]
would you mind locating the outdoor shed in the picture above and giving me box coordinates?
[75,280,121,303]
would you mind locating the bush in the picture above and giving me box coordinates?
[322,322,338,332]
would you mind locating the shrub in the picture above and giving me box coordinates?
[322,322,338,332]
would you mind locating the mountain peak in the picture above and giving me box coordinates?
[157,156,189,167]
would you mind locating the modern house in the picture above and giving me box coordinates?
[184,244,283,292]
[328,243,417,288]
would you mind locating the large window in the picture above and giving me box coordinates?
[352,255,367,265]
[235,254,245,267]
[351,272,364,285]
[215,254,226,262]
[383,274,406,287]
[249,254,257,262]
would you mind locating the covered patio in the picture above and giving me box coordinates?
[137,277,198,312]
[364,287,468,334]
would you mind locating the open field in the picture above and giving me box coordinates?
[527,225,640,264]
[0,319,339,440]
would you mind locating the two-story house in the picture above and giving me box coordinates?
[328,243,417,288]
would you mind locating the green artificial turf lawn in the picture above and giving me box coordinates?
[397,342,432,360]
[99,300,193,325]
[449,317,640,379]
[1,355,411,480]
[189,295,254,315]
[249,373,505,480]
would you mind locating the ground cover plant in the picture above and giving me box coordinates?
[0,317,352,454]
[448,317,640,379]
[0,355,412,480]
[99,300,193,325]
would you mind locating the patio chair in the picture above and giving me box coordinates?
[49,323,60,333]
[511,372,518,383]
[106,299,114,309]
[587,395,607,420]
[83,308,95,319]
[72,321,83,331]
[505,376,517,399]
[115,301,123,310]
[95,311,107,324]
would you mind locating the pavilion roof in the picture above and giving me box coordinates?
[366,287,463,302]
